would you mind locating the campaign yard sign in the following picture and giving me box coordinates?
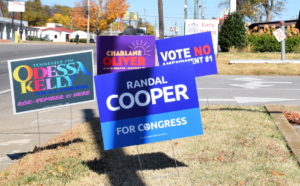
[185,19,219,54]
[94,63,203,150]
[156,32,218,77]
[8,50,95,114]
[97,36,155,75]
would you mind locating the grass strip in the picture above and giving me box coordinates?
[0,105,299,185]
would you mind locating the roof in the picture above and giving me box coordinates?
[0,17,28,26]
[248,19,298,29]
[41,27,74,33]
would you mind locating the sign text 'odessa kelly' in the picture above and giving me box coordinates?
[8,50,95,114]
[97,36,155,75]
[156,32,218,77]
[94,63,203,150]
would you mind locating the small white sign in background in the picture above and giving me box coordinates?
[8,1,25,13]
[273,28,286,42]
[185,19,219,54]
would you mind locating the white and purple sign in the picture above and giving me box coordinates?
[97,36,155,75]
[185,19,219,54]
[94,63,203,150]
[156,32,218,77]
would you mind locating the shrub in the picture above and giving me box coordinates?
[286,36,300,52]
[79,38,87,43]
[247,34,280,52]
[26,36,47,41]
[219,12,246,52]
[247,34,300,52]
[294,45,300,53]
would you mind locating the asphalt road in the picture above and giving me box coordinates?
[1,43,300,171]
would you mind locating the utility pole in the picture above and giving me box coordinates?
[230,0,236,14]
[154,18,157,37]
[194,0,198,19]
[175,22,177,36]
[11,11,14,41]
[70,16,73,30]
[20,12,23,37]
[184,0,187,35]
[87,0,90,43]
[280,21,286,60]
[144,9,146,23]
[200,0,204,19]
[158,0,164,39]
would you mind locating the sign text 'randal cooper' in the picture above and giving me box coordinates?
[97,36,155,75]
[8,51,95,114]
[94,63,203,150]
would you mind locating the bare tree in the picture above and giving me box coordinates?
[158,0,164,39]
[219,0,286,22]
[261,0,286,22]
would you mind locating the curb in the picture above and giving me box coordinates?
[230,59,300,64]
[265,105,300,164]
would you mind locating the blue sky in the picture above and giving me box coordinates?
[41,0,299,35]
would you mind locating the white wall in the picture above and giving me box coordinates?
[70,31,87,39]
[70,30,96,40]
[41,30,70,42]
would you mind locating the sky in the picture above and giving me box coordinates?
[40,0,299,35]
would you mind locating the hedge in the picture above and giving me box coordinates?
[247,34,300,52]
[69,38,87,43]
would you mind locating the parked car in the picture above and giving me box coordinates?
[119,26,146,35]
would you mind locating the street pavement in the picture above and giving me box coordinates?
[197,75,300,105]
[1,43,300,171]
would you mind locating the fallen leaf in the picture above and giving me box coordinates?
[214,156,224,161]
[238,181,245,186]
[283,111,300,124]
[267,170,285,176]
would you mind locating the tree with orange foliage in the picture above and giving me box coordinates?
[70,0,128,34]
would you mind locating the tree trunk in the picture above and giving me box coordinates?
[158,0,164,39]
[265,9,273,22]
[264,0,274,22]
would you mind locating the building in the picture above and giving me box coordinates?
[0,16,39,41]
[35,23,73,42]
[248,19,298,30]
[40,28,73,42]
[70,30,87,40]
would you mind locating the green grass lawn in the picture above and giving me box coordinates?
[217,52,300,75]
[1,105,299,185]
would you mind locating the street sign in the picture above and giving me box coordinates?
[123,12,139,21]
[169,27,179,32]
[156,32,218,77]
[8,1,25,13]
[273,28,286,42]
[8,51,95,114]
[94,63,203,150]
[97,36,155,75]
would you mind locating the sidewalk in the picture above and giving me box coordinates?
[265,105,300,164]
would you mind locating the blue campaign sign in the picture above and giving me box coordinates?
[94,63,203,150]
[156,32,218,77]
